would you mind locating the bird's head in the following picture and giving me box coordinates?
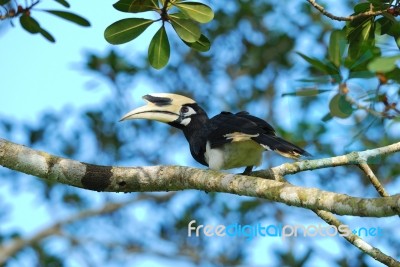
[120,93,207,128]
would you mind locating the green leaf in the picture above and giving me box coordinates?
[19,14,41,34]
[168,11,189,19]
[44,10,90,26]
[381,12,396,23]
[367,0,390,9]
[367,0,383,5]
[353,2,370,13]
[376,17,394,35]
[104,18,153,45]
[174,2,214,23]
[297,52,332,73]
[0,0,10,4]
[19,15,56,43]
[329,94,353,119]
[53,0,70,8]
[282,88,332,97]
[113,0,159,13]
[386,21,400,49]
[296,76,332,83]
[387,21,400,36]
[296,52,341,81]
[346,18,375,60]
[40,28,56,42]
[322,113,333,122]
[328,30,347,67]
[148,26,170,69]
[183,34,210,52]
[360,19,374,40]
[385,68,400,83]
[170,17,200,42]
[348,69,375,79]
[368,55,400,73]
[346,49,375,70]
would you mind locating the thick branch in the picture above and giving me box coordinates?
[1,138,399,217]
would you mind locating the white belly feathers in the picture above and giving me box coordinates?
[204,140,264,170]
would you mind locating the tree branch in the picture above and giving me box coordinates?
[344,93,393,119]
[252,141,400,178]
[307,0,386,21]
[276,170,399,266]
[314,210,398,266]
[0,193,175,264]
[358,163,389,197]
[357,162,400,217]
[0,199,132,264]
[1,138,399,217]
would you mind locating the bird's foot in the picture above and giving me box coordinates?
[242,166,253,175]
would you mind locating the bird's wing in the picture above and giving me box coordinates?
[235,111,276,135]
[207,111,272,148]
[207,112,311,159]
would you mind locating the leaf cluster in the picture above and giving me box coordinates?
[290,0,400,121]
[0,0,90,42]
[104,0,214,69]
[2,1,400,266]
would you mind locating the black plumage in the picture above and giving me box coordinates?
[173,103,311,172]
[121,93,311,173]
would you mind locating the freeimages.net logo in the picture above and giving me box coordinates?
[187,220,383,241]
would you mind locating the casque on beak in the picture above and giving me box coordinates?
[119,93,196,123]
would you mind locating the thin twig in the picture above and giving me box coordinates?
[277,170,399,266]
[358,163,389,197]
[160,0,171,22]
[345,94,392,119]
[0,193,175,264]
[253,141,400,178]
[357,162,400,218]
[314,210,399,266]
[307,0,385,21]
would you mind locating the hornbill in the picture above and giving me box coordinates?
[120,93,311,174]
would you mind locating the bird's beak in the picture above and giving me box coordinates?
[120,93,195,123]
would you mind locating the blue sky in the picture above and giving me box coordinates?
[1,1,398,266]
[1,1,140,122]
[1,3,211,266]
[0,0,141,259]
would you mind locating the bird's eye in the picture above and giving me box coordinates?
[181,106,190,113]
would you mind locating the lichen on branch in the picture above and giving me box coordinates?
[0,138,399,217]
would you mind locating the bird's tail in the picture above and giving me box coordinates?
[253,135,312,159]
